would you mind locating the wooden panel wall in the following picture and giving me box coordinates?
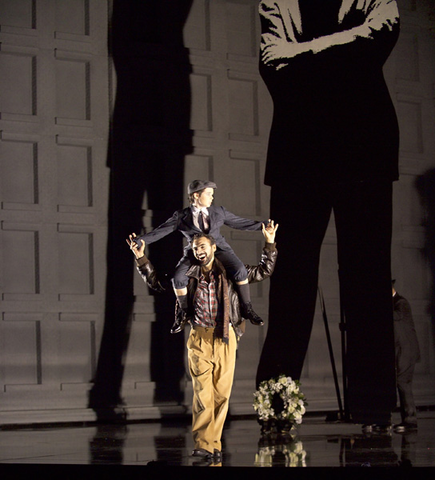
[0,0,110,422]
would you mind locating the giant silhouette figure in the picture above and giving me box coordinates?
[256,0,400,426]
[89,0,194,416]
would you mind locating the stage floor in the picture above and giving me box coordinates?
[1,410,434,472]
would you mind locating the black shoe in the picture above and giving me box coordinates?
[241,302,264,326]
[393,422,417,433]
[214,449,222,463]
[191,448,213,459]
[170,309,188,334]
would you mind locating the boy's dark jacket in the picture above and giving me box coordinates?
[135,205,264,253]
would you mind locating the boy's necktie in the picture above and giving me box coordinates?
[198,211,209,233]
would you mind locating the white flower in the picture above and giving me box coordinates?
[253,376,307,423]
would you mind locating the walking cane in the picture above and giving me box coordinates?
[318,286,344,420]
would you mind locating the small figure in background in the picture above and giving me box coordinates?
[392,280,421,433]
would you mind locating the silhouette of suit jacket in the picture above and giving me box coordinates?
[258,0,400,185]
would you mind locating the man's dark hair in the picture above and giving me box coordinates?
[192,233,216,246]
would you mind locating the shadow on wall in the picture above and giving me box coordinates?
[88,0,194,419]
[415,168,435,342]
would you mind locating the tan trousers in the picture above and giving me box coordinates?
[187,325,237,453]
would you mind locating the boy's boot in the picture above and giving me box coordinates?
[171,294,190,334]
[236,284,264,326]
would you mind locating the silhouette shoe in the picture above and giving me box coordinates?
[372,423,392,433]
[362,423,391,434]
[362,424,373,434]
[170,309,188,334]
[240,302,264,326]
[393,422,417,433]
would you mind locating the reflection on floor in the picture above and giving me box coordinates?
[0,409,434,475]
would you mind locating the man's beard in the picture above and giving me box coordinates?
[195,252,213,266]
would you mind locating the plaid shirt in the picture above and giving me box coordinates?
[192,269,222,328]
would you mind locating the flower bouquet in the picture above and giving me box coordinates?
[253,374,307,435]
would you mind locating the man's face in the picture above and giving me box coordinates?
[194,188,214,208]
[192,236,216,266]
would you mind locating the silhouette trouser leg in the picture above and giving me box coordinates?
[256,184,332,385]
[334,181,396,423]
[256,181,396,423]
